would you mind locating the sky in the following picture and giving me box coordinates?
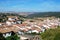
[0,0,60,12]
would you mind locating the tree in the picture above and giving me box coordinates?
[6,34,20,40]
[0,33,6,40]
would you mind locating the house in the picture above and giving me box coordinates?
[7,16,19,21]
[6,21,12,25]
[7,16,22,25]
[20,35,41,40]
[0,23,2,26]
[16,20,22,24]
[0,27,12,38]
[6,20,22,25]
[20,35,34,40]
[42,24,50,29]
[0,23,5,26]
[3,32,12,38]
[31,30,39,33]
[0,25,20,38]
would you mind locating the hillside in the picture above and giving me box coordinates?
[27,12,60,18]
[41,27,60,40]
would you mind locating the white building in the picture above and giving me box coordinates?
[6,21,12,25]
[3,32,11,38]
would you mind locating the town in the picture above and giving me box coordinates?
[0,15,60,40]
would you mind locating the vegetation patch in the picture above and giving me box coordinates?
[40,27,60,40]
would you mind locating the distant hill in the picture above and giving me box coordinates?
[0,12,26,18]
[1,12,33,16]
[18,12,33,16]
[27,12,60,18]
[1,12,60,18]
